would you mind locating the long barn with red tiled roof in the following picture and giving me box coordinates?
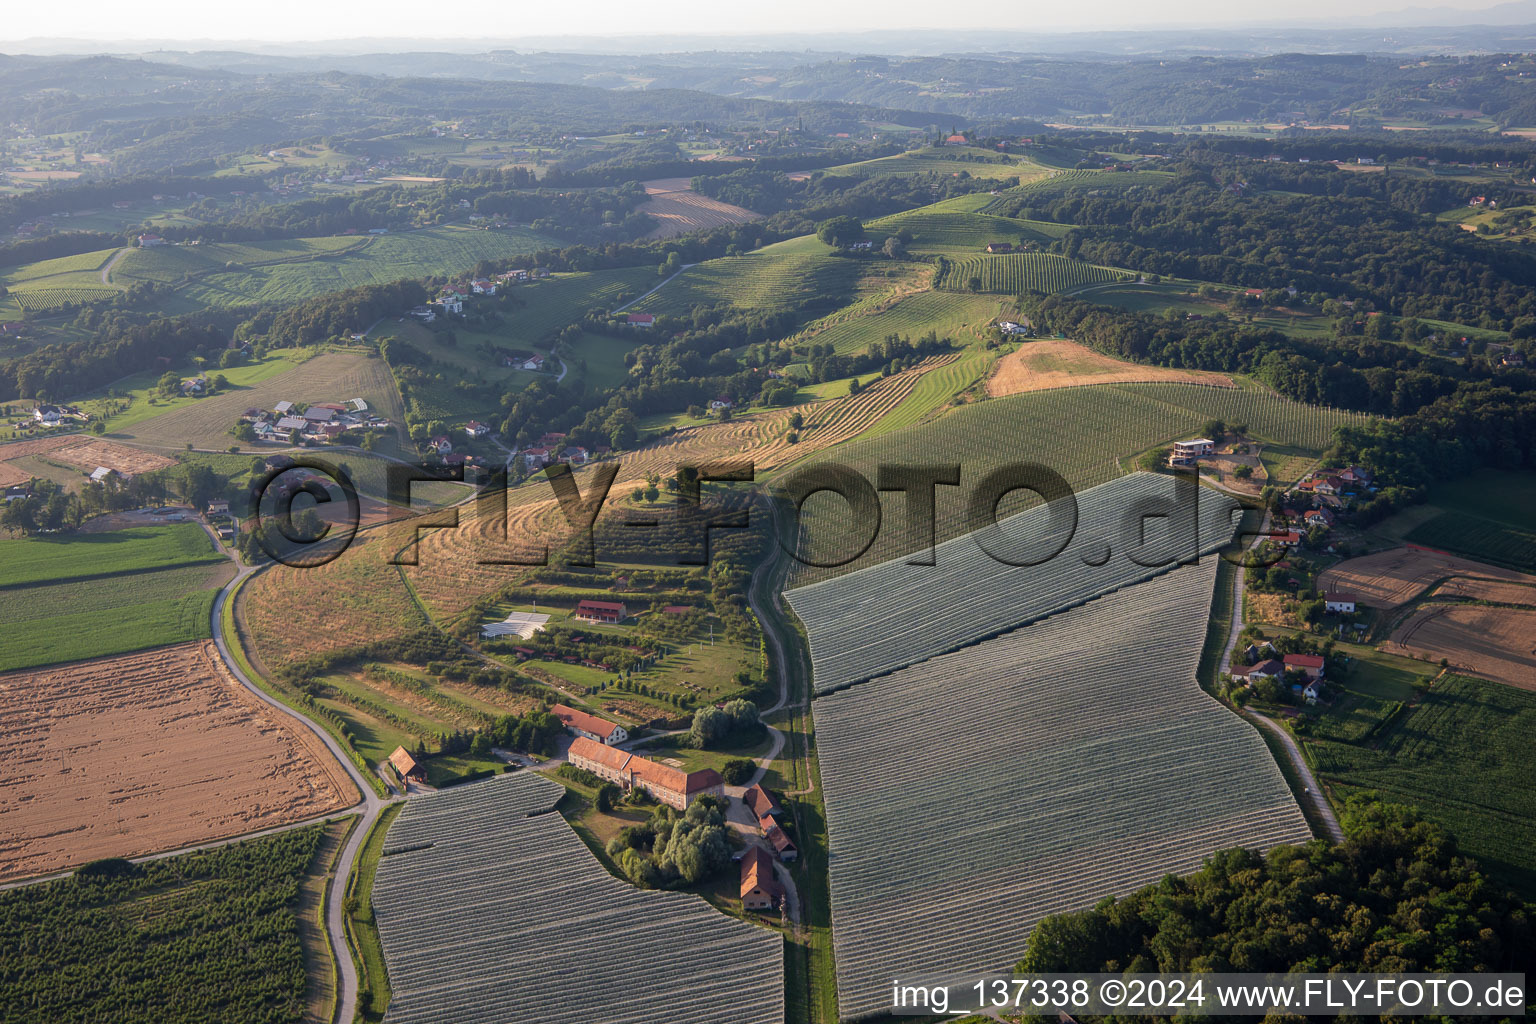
[567,737,724,809]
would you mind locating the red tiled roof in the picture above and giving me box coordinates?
[765,824,796,853]
[1285,653,1325,669]
[551,703,624,740]
[743,784,778,819]
[740,846,781,900]
[576,599,627,615]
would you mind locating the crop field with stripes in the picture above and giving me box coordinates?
[372,773,784,1024]
[783,382,1367,585]
[934,251,1132,294]
[1309,673,1536,896]
[809,559,1311,1019]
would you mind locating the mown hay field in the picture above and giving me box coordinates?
[1387,605,1536,691]
[988,338,1235,395]
[0,641,353,881]
[638,178,760,239]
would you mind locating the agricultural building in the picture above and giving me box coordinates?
[389,746,427,784]
[550,704,628,745]
[568,737,724,809]
[743,784,780,819]
[765,824,798,861]
[574,599,626,624]
[740,846,782,910]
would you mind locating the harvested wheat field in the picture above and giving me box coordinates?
[1388,605,1536,691]
[987,339,1234,397]
[48,438,177,477]
[1317,545,1536,611]
[0,641,354,881]
[1432,577,1536,606]
[119,351,404,451]
[639,178,760,240]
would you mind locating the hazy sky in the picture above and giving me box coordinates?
[0,0,1516,44]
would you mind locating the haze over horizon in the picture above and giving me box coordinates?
[0,0,1529,50]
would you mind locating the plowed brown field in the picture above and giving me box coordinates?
[1317,545,1536,611]
[1387,605,1536,691]
[0,641,354,881]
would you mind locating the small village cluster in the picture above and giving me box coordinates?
[239,397,388,444]
[410,268,550,321]
[1230,644,1330,705]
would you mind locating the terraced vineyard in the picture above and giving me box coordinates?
[810,560,1311,1019]
[934,251,1132,294]
[10,282,119,312]
[404,354,969,615]
[373,773,784,1024]
[786,472,1241,692]
[783,382,1367,585]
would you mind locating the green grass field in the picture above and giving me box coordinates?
[632,240,862,318]
[496,267,657,346]
[101,226,561,312]
[1404,469,1536,571]
[564,332,641,392]
[1311,674,1536,898]
[864,198,1067,255]
[795,290,1005,355]
[0,523,223,588]
[0,562,227,671]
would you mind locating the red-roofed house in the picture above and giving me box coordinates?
[743,784,779,820]
[1284,653,1326,681]
[740,846,782,911]
[575,599,627,624]
[389,746,426,784]
[551,704,628,745]
[625,313,655,328]
[944,133,969,145]
[1323,592,1358,614]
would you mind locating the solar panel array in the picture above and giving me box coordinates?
[810,561,1312,1019]
[372,773,784,1024]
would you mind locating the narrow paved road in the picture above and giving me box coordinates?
[610,263,697,314]
[1223,511,1344,842]
[210,560,397,1024]
[99,246,127,285]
